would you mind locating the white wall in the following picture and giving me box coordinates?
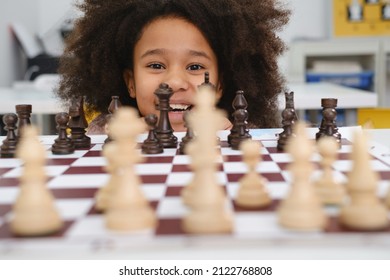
[0,0,328,87]
[0,0,40,86]
[0,0,75,86]
[280,0,329,42]
[278,0,330,76]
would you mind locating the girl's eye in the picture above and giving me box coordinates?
[187,64,204,71]
[147,63,165,70]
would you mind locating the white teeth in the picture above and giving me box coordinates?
[170,104,190,110]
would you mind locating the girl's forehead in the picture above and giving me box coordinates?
[134,17,216,58]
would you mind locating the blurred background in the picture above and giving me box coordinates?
[0,0,390,132]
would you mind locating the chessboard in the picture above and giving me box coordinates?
[1,127,390,259]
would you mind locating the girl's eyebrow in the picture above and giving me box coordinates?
[188,50,211,60]
[141,48,166,58]
[141,48,211,60]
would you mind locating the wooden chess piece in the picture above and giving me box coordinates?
[178,111,195,155]
[314,136,346,205]
[228,90,249,146]
[315,98,341,147]
[68,96,91,149]
[277,91,296,151]
[95,141,120,212]
[154,83,178,148]
[235,140,271,208]
[277,121,328,230]
[230,107,252,150]
[104,96,122,145]
[0,113,18,158]
[15,104,32,138]
[181,83,232,234]
[141,114,163,154]
[386,185,390,209]
[51,112,75,155]
[104,108,156,231]
[339,129,389,230]
[11,125,63,236]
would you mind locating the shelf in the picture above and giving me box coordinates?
[288,39,390,107]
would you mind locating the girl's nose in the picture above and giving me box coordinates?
[164,68,189,92]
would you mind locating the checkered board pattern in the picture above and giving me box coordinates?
[1,128,390,254]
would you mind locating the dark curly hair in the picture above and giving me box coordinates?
[57,0,290,128]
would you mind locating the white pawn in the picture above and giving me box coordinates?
[385,184,390,208]
[104,108,157,231]
[386,186,390,208]
[314,137,346,205]
[105,163,157,231]
[95,141,120,212]
[235,140,271,208]
[339,129,389,230]
[181,148,233,234]
[277,122,327,230]
[11,126,63,236]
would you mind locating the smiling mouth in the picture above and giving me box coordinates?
[169,104,193,112]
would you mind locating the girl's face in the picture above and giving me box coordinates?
[123,17,222,132]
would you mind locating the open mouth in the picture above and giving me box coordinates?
[169,104,193,112]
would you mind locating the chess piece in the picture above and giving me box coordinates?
[69,96,91,149]
[0,113,18,158]
[141,114,163,154]
[104,96,122,145]
[277,121,328,230]
[15,104,32,138]
[154,83,178,148]
[228,90,251,146]
[339,129,389,230]
[235,140,271,208]
[201,71,212,86]
[105,108,157,231]
[11,125,63,236]
[51,112,75,155]
[386,184,390,208]
[178,111,195,155]
[314,136,346,205]
[95,141,121,212]
[277,91,296,151]
[316,98,341,147]
[230,108,252,150]
[383,4,390,20]
[182,84,221,206]
[348,0,363,21]
[182,82,233,234]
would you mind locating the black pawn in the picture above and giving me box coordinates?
[52,112,75,155]
[230,108,252,150]
[228,90,247,145]
[15,104,32,138]
[277,91,296,151]
[200,72,216,88]
[141,114,163,154]
[154,83,178,148]
[316,98,341,146]
[104,96,122,145]
[179,111,195,155]
[0,113,19,158]
[69,96,91,149]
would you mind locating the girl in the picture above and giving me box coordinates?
[56,0,290,134]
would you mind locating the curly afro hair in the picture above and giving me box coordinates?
[57,0,290,128]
